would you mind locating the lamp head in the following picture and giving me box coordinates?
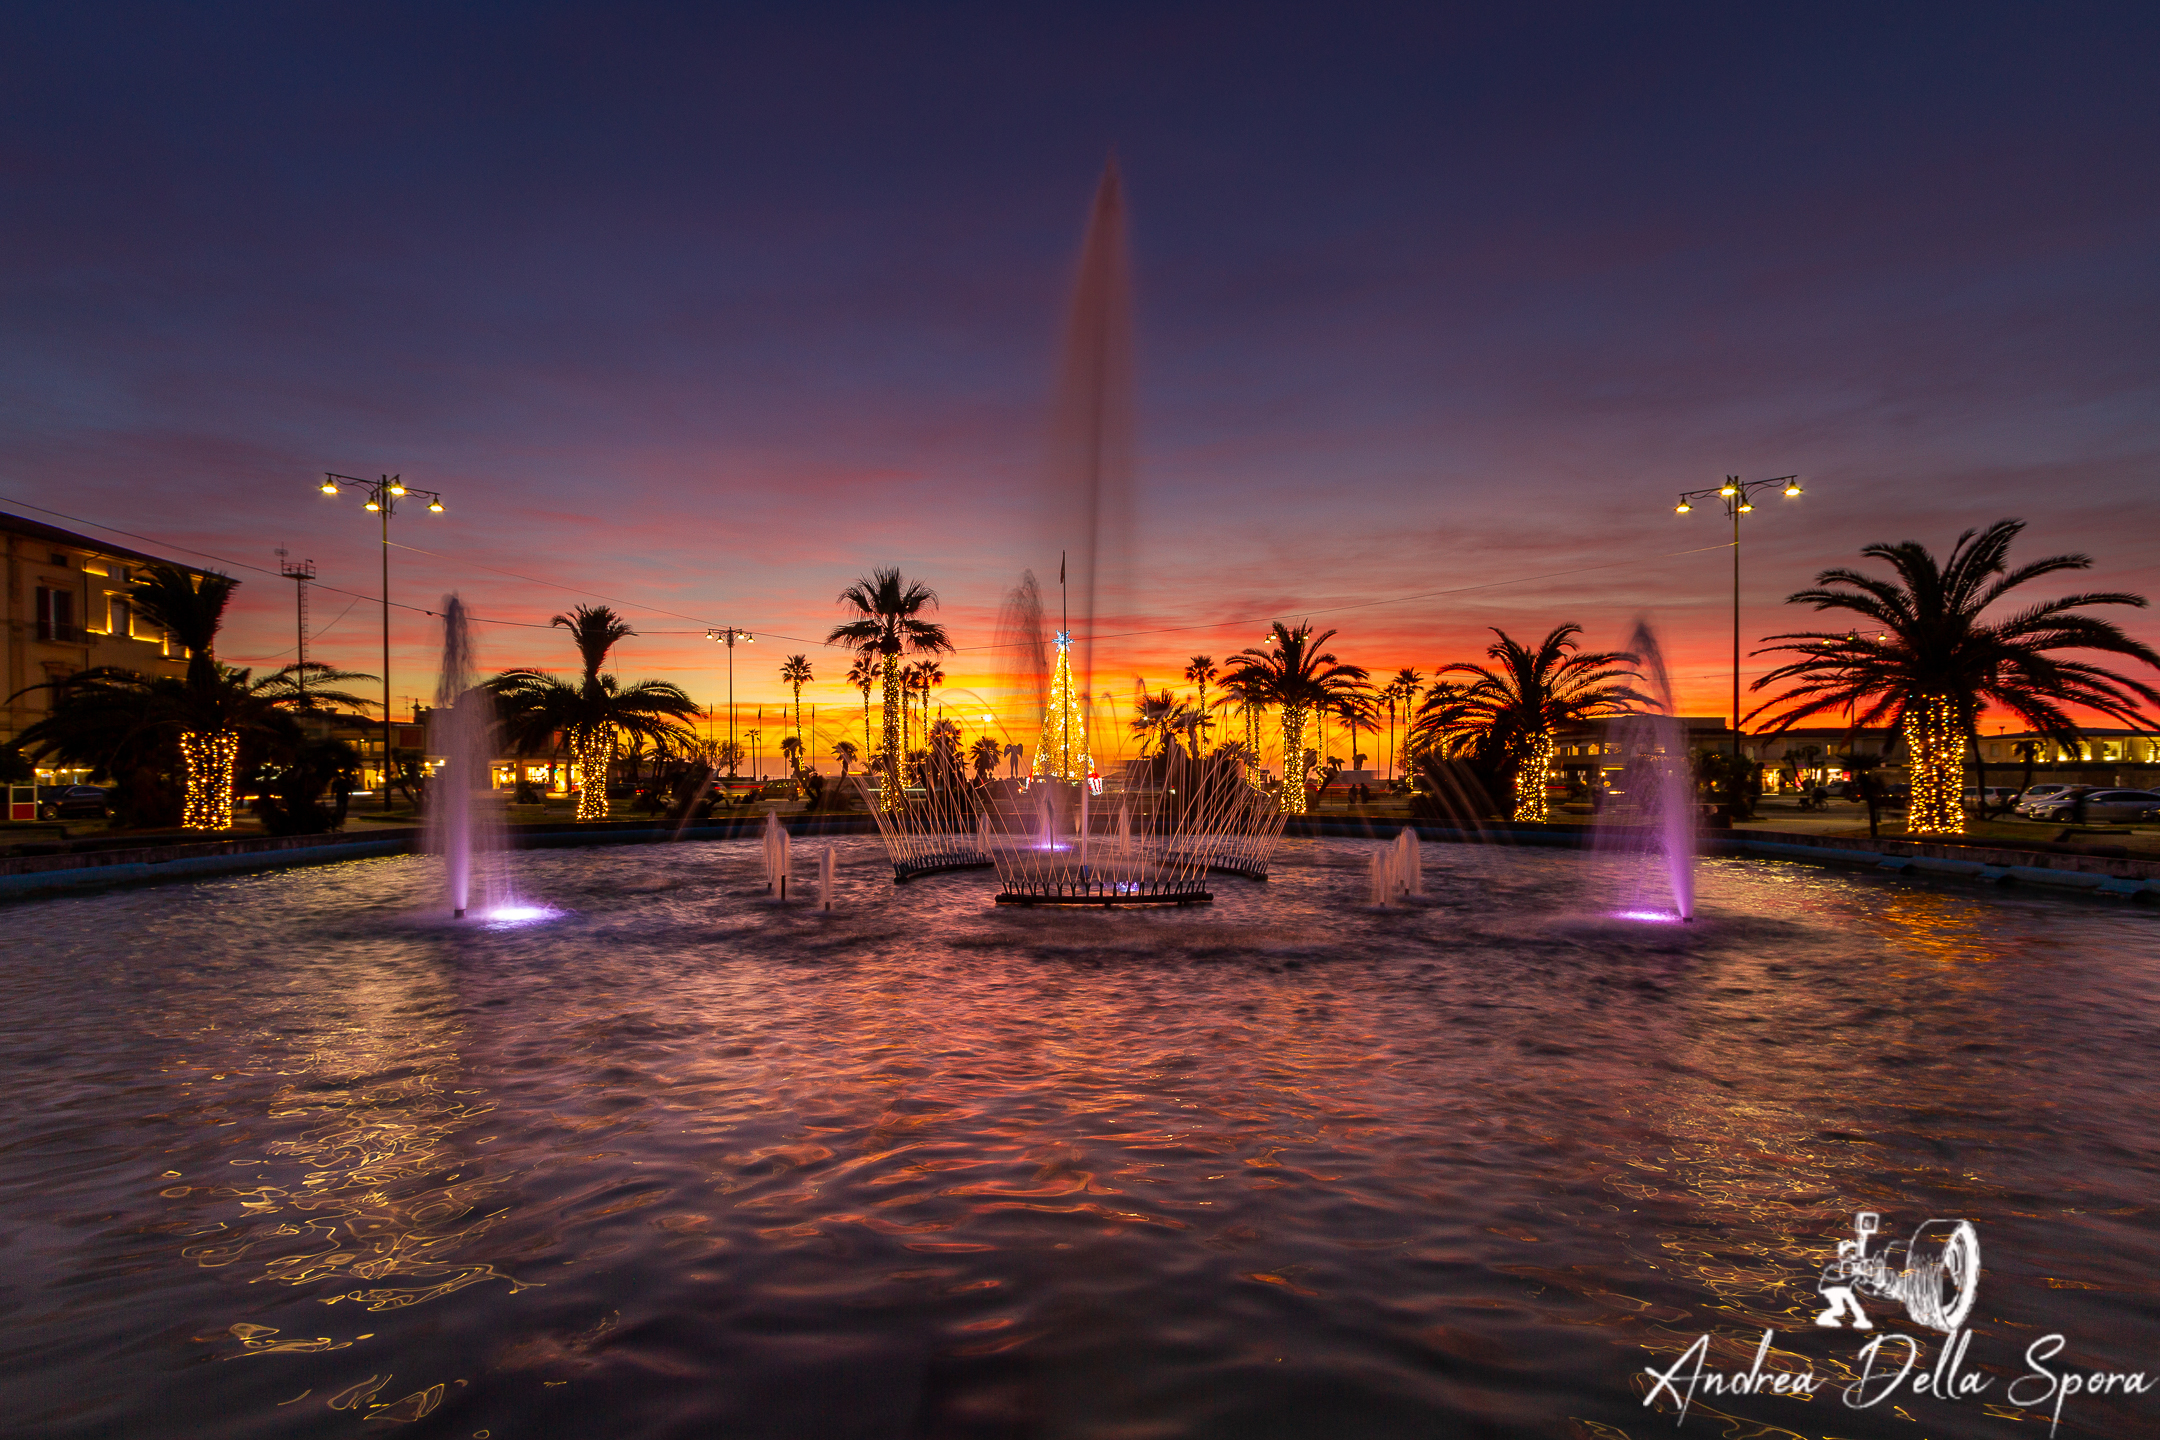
[388,482,406,496]
[1783,481,1803,497]
[363,500,380,512]
[1719,482,1738,497]
[319,480,339,495]
[1737,501,1754,513]
[1674,501,1692,514]
[427,499,443,513]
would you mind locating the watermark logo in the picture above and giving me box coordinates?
[1640,1210,2152,1435]
[1813,1209,1980,1334]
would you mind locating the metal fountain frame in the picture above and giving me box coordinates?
[854,747,1284,905]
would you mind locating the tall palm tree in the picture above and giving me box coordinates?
[488,604,700,821]
[969,734,1002,784]
[846,655,877,757]
[1183,655,1217,752]
[1749,519,2160,835]
[780,734,804,777]
[1224,622,1372,813]
[778,654,814,752]
[910,658,946,745]
[1335,693,1377,780]
[1389,667,1424,781]
[127,565,242,826]
[832,738,859,778]
[1216,669,1269,780]
[827,568,953,810]
[1413,625,1641,823]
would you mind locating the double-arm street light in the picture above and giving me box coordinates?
[320,473,445,808]
[705,627,754,781]
[1673,474,1802,809]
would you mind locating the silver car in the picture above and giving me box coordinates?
[2011,783,2079,817]
[2022,788,2160,823]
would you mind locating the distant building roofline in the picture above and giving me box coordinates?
[2,510,219,577]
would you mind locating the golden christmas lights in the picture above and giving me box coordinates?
[572,726,614,822]
[179,729,239,830]
[1031,630,1094,786]
[1903,696,1965,836]
[1515,729,1555,824]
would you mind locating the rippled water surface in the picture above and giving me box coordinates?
[4,838,2158,1440]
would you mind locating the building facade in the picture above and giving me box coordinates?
[3,512,209,776]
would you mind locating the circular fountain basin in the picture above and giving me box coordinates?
[3,836,2156,1438]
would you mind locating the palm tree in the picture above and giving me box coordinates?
[832,738,859,778]
[1129,686,1185,756]
[1335,693,1377,781]
[1749,519,2160,835]
[1216,669,1269,779]
[827,568,954,810]
[1388,667,1423,781]
[778,654,814,752]
[846,655,877,757]
[12,648,377,831]
[1413,625,1642,823]
[780,734,804,777]
[1182,655,1217,751]
[133,564,240,827]
[969,734,1002,784]
[488,604,700,821]
[908,658,946,747]
[1223,622,1372,813]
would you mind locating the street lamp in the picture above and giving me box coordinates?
[1672,474,1801,814]
[705,627,753,785]
[321,473,445,809]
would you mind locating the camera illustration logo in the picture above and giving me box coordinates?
[1815,1210,1981,1334]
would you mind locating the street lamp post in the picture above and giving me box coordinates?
[1673,474,1802,817]
[320,473,445,809]
[705,627,754,787]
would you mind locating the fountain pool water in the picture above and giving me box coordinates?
[1593,622,1697,922]
[4,837,2157,1439]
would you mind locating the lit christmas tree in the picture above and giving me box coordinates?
[1032,630,1094,783]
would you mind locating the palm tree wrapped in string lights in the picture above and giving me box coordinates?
[1224,622,1371,813]
[1412,625,1641,823]
[826,568,953,812]
[1748,519,2160,836]
[488,605,700,821]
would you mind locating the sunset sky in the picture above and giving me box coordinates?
[6,4,2157,772]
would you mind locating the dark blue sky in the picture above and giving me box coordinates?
[5,2,2156,732]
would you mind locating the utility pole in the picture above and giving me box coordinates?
[277,547,316,708]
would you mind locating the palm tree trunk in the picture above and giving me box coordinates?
[179,729,239,830]
[1514,729,1554,823]
[1903,695,1964,836]
[1280,705,1307,813]
[881,655,904,811]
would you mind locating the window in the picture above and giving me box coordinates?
[35,587,81,642]
[49,552,67,566]
[109,596,132,638]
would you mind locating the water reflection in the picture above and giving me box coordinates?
[0,840,2154,1438]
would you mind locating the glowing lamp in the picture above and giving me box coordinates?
[427,500,443,512]
[1737,501,1753,512]
[364,500,380,512]
[1719,483,1737,497]
[319,481,338,495]
[1784,482,1803,496]
[1674,501,1691,514]
[389,482,406,496]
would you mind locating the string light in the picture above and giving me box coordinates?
[1904,696,1964,836]
[572,726,614,822]
[1031,630,1095,787]
[179,730,239,830]
[1515,729,1555,823]
[1278,703,1310,813]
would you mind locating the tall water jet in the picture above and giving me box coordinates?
[1593,622,1696,921]
[426,596,516,919]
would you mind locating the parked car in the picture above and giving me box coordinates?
[2011,783,2080,817]
[2020,788,2160,824]
[39,785,110,820]
[1964,786,2020,807]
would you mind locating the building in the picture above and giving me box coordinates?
[3,512,212,777]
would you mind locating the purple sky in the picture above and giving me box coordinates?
[6,3,2157,764]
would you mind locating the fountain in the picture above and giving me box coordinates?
[1593,621,1696,921]
[424,595,519,919]
[760,810,791,898]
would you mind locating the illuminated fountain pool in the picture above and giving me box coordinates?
[3,837,2157,1439]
